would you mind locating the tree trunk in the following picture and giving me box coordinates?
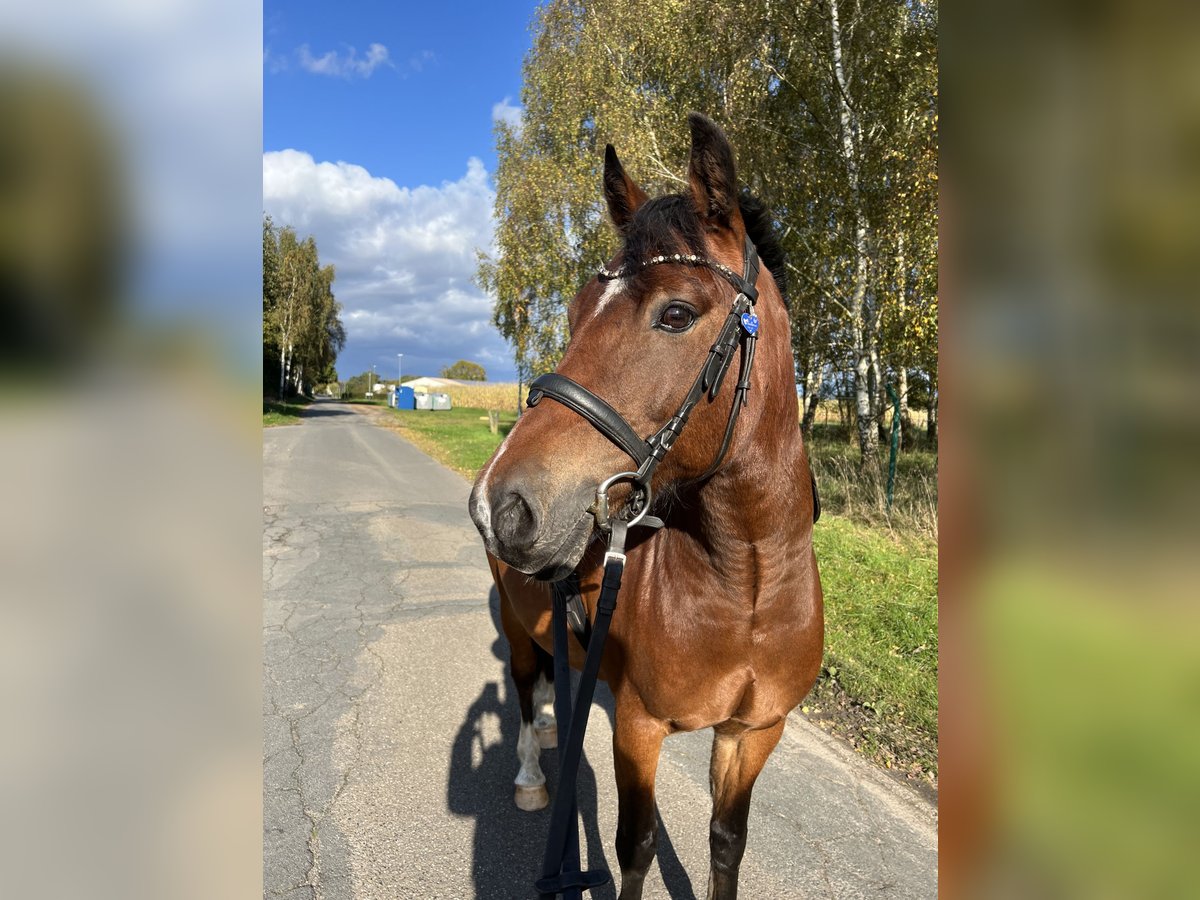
[278,340,289,399]
[830,0,878,469]
[803,389,821,435]
[871,346,888,445]
[284,342,296,399]
[516,364,526,419]
[892,229,911,451]
[801,364,822,435]
[927,386,938,448]
[275,273,300,400]
[853,343,874,462]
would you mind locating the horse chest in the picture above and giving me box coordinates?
[614,574,819,730]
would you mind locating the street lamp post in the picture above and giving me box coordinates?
[398,353,403,386]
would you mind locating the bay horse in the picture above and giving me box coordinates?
[469,114,823,900]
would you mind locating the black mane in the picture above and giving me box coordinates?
[620,191,787,301]
[737,191,788,301]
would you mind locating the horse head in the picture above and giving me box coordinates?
[470,114,793,579]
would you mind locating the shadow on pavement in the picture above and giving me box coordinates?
[299,401,360,419]
[446,587,698,900]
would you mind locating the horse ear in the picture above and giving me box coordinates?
[603,144,648,235]
[687,113,740,228]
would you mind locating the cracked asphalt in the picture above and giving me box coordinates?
[263,399,937,899]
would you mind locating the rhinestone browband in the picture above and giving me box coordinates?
[596,253,742,285]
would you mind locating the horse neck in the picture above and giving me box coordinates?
[674,364,809,576]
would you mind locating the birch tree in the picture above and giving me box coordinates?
[263,218,345,398]
[479,0,938,462]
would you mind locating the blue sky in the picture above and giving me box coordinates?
[264,0,539,382]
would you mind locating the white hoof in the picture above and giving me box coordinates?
[535,723,558,749]
[514,783,549,811]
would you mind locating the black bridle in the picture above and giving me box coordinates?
[527,233,762,534]
[528,234,762,900]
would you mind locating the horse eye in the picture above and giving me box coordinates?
[657,303,696,333]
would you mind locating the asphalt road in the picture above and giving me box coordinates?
[263,399,937,900]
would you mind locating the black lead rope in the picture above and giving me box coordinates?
[544,577,588,899]
[536,523,630,899]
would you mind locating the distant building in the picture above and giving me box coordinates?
[403,377,475,393]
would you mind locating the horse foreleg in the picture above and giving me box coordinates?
[532,644,557,749]
[705,720,785,900]
[500,592,550,811]
[612,700,667,900]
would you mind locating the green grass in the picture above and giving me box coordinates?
[378,404,938,783]
[808,516,938,782]
[263,396,311,427]
[805,423,938,537]
[339,396,388,405]
[380,405,517,476]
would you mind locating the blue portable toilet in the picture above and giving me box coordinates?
[395,385,416,410]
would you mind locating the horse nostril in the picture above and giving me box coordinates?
[492,489,540,551]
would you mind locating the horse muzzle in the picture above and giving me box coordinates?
[469,476,596,579]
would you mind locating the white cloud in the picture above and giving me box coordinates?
[263,151,514,379]
[296,42,392,79]
[492,96,523,133]
[407,50,436,73]
[263,45,288,74]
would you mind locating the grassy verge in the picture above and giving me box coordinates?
[807,517,938,786]
[377,404,937,786]
[263,396,311,427]
[805,423,938,537]
[379,405,518,477]
[339,397,388,405]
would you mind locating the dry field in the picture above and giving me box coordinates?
[428,382,523,412]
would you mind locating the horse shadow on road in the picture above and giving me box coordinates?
[447,587,697,900]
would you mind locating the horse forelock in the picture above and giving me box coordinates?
[616,191,787,302]
[621,194,708,264]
